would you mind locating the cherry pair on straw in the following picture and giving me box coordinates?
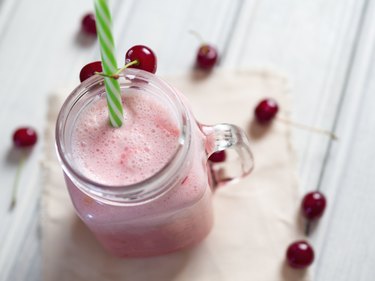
[79,45,157,82]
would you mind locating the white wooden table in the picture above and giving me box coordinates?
[1,0,375,280]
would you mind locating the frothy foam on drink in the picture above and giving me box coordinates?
[71,90,180,185]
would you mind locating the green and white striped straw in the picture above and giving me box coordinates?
[94,0,123,127]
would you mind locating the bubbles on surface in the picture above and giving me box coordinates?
[71,89,184,187]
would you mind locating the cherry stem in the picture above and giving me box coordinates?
[276,117,338,140]
[9,153,25,211]
[189,30,205,44]
[94,72,119,79]
[94,60,139,80]
[305,221,311,236]
[116,59,139,74]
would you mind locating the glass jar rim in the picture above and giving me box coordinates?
[55,68,192,205]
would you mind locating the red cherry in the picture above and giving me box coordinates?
[254,98,279,123]
[302,191,327,220]
[196,44,218,70]
[13,127,38,148]
[79,61,102,82]
[81,13,97,35]
[286,241,314,269]
[125,45,157,73]
[208,150,226,163]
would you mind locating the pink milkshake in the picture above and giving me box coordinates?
[56,69,253,257]
[67,89,213,257]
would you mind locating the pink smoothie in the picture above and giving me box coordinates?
[72,91,180,185]
[66,89,213,257]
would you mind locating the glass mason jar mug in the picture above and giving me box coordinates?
[55,69,254,258]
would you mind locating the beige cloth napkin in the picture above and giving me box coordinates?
[42,70,309,281]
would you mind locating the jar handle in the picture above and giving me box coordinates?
[200,123,254,186]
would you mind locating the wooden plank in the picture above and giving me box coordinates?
[0,0,18,40]
[6,203,41,281]
[311,0,375,279]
